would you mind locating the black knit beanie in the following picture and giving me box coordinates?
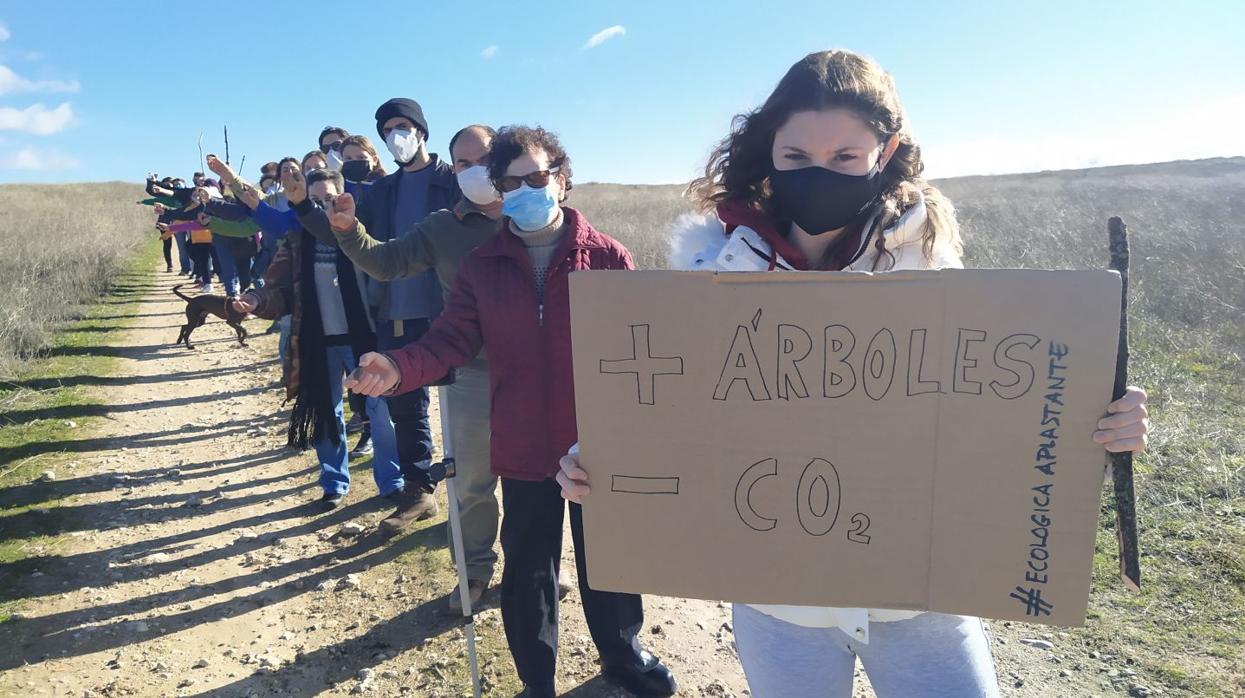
[374,98,429,140]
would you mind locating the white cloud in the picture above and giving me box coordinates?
[0,65,80,94]
[0,23,10,42]
[0,146,79,171]
[583,25,626,50]
[481,45,498,59]
[0,102,75,135]
[923,93,1245,179]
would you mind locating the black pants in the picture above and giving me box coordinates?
[188,243,213,284]
[162,237,173,268]
[209,244,221,282]
[499,477,650,691]
[377,318,434,490]
[348,392,369,429]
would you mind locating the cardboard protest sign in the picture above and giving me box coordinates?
[570,269,1121,626]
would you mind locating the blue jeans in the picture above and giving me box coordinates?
[376,318,434,489]
[732,604,999,698]
[173,231,191,273]
[251,238,276,289]
[315,344,403,497]
[212,234,257,296]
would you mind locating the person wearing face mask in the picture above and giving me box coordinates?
[554,50,1153,698]
[318,126,349,172]
[289,97,459,533]
[300,124,506,610]
[228,166,403,510]
[339,126,678,698]
[301,150,328,175]
[339,134,388,185]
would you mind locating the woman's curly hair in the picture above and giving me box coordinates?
[688,49,961,269]
[488,125,573,199]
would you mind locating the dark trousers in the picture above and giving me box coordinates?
[377,318,434,490]
[162,237,173,268]
[188,243,213,284]
[229,239,255,293]
[499,478,649,691]
[348,392,369,428]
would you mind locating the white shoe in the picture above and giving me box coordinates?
[199,283,213,294]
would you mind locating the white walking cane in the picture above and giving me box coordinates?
[432,387,483,698]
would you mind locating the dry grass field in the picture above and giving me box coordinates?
[0,182,151,377]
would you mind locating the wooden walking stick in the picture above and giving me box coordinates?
[1108,216,1141,591]
[431,389,483,698]
[224,125,231,165]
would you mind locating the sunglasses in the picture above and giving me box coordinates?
[494,167,561,194]
[320,141,343,154]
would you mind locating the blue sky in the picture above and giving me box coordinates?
[1,1,1242,184]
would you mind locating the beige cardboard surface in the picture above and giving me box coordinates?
[569,269,1121,626]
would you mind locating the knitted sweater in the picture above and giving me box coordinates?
[509,209,566,302]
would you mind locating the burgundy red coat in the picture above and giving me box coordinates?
[385,206,635,481]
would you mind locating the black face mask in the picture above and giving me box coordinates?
[769,163,884,236]
[341,159,372,183]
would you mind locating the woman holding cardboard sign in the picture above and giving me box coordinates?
[557,49,1150,697]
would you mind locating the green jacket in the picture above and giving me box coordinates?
[308,198,501,301]
[208,216,261,238]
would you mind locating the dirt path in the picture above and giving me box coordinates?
[0,266,1131,698]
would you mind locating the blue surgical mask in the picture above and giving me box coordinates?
[502,183,560,231]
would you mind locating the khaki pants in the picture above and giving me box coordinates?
[445,359,498,583]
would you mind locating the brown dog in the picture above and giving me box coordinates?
[172,284,248,350]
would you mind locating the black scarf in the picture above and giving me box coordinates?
[289,230,376,451]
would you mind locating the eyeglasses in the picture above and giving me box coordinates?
[320,141,343,154]
[494,167,560,194]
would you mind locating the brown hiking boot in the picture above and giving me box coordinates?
[444,578,489,615]
[380,488,438,534]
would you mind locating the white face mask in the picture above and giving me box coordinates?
[324,147,345,172]
[385,128,422,165]
[456,165,501,206]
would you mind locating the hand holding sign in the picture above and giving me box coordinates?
[557,443,590,503]
[1094,386,1149,453]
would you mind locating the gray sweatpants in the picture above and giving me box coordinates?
[732,603,1000,697]
[445,360,499,583]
